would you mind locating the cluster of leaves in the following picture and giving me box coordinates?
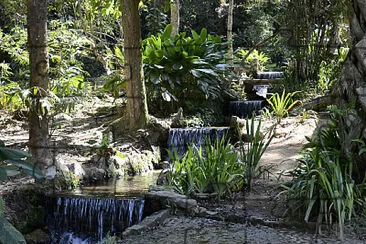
[238,116,273,190]
[0,18,97,114]
[235,49,271,71]
[315,47,349,95]
[0,140,43,243]
[166,135,243,199]
[281,106,365,240]
[0,141,43,180]
[143,24,229,115]
[280,0,350,95]
[266,90,301,124]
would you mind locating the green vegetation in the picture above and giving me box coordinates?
[143,24,229,116]
[238,116,273,190]
[0,140,43,243]
[166,135,242,199]
[267,90,300,124]
[281,106,365,240]
[166,116,272,198]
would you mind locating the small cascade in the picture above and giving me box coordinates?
[167,127,230,158]
[229,100,265,119]
[253,85,269,98]
[46,196,144,243]
[256,71,283,79]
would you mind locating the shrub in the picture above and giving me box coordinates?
[166,135,243,199]
[143,24,229,116]
[267,90,300,124]
[238,115,273,190]
[280,106,365,240]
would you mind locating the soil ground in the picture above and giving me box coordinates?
[1,98,365,243]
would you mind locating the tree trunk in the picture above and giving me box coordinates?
[170,0,180,36]
[332,0,366,179]
[120,0,149,129]
[227,0,234,66]
[27,0,54,179]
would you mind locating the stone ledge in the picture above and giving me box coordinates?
[122,209,170,237]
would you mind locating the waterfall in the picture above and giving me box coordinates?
[253,85,269,98]
[167,127,230,158]
[46,196,145,243]
[229,100,265,119]
[256,72,283,79]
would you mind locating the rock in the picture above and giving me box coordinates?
[122,209,170,237]
[148,184,165,192]
[72,162,86,178]
[45,166,57,180]
[230,116,247,140]
[82,167,105,183]
[170,107,184,127]
[156,170,168,186]
[147,116,171,147]
[24,228,50,244]
[144,190,198,216]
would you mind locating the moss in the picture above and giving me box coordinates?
[54,170,79,191]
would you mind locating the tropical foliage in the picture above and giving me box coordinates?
[143,24,229,115]
[166,135,243,199]
[238,116,273,190]
[0,140,43,244]
[281,106,365,240]
[267,90,300,124]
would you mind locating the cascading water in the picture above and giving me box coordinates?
[229,100,265,119]
[46,196,145,243]
[256,71,283,79]
[167,127,230,158]
[253,85,269,98]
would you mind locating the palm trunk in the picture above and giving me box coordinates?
[170,0,180,36]
[121,0,149,129]
[332,0,366,189]
[27,0,54,178]
[227,0,234,66]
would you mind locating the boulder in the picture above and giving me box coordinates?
[144,190,198,216]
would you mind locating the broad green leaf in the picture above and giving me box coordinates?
[5,160,44,179]
[0,147,31,161]
[0,216,26,244]
[0,167,7,180]
[162,24,173,39]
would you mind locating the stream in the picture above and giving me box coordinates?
[46,171,160,243]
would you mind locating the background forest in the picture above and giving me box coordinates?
[0,0,350,120]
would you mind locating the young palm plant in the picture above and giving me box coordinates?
[267,90,300,124]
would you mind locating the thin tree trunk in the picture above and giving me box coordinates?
[227,0,234,65]
[170,0,180,36]
[120,0,149,129]
[27,0,54,178]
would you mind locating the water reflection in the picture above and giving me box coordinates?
[72,170,160,197]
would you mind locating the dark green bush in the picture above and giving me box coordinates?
[143,24,229,116]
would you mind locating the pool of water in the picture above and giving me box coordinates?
[65,170,161,198]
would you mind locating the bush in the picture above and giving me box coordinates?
[166,135,243,199]
[238,115,273,190]
[143,24,229,116]
[280,106,365,240]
